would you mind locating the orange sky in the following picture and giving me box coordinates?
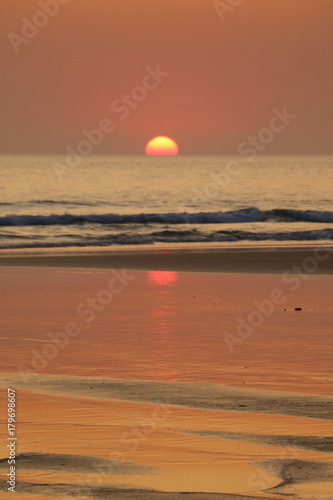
[1,0,333,154]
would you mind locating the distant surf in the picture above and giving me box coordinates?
[1,154,332,249]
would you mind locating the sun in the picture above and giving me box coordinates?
[145,136,179,156]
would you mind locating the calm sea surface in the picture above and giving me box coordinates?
[0,155,332,250]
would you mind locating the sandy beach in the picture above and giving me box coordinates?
[0,248,332,499]
[2,0,333,496]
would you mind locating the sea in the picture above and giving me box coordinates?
[0,154,332,250]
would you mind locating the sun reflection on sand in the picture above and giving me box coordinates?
[148,271,178,286]
[147,271,179,380]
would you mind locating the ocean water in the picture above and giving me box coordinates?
[0,154,332,250]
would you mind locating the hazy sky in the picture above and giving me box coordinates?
[1,0,333,154]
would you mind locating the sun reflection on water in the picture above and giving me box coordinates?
[147,271,179,380]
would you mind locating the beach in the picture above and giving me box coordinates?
[2,0,333,496]
[0,247,332,499]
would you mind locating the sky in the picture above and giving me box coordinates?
[1,0,333,155]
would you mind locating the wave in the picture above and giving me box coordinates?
[1,229,333,250]
[123,228,333,244]
[0,208,264,226]
[33,200,101,207]
[0,207,333,227]
[269,209,333,223]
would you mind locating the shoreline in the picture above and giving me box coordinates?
[0,245,332,273]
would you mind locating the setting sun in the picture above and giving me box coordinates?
[145,136,179,156]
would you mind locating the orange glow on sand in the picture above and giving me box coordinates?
[148,271,178,286]
[145,136,179,156]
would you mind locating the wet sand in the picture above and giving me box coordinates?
[0,244,333,273]
[1,373,333,420]
[0,260,332,499]
[0,479,286,500]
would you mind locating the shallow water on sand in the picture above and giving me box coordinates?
[0,268,332,393]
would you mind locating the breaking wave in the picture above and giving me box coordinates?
[1,207,333,227]
[1,229,333,250]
